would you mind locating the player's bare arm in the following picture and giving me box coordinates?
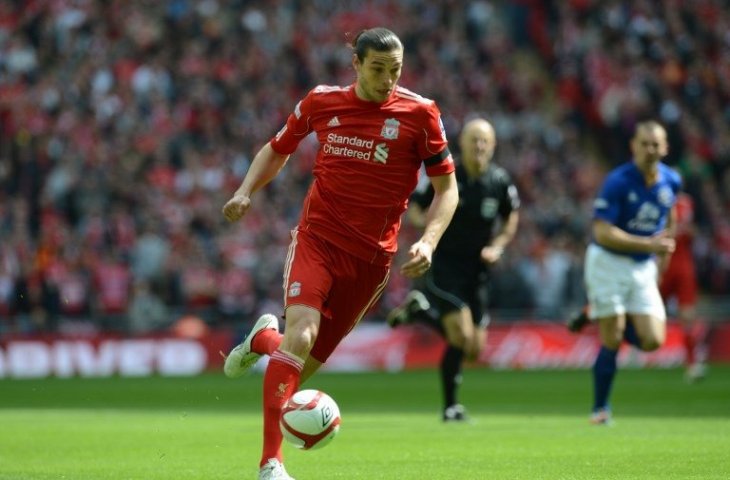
[401,172,458,278]
[593,219,676,255]
[481,210,519,264]
[222,142,290,222]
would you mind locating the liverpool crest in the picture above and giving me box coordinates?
[288,281,301,297]
[381,118,400,140]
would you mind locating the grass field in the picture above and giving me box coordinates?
[1,366,729,480]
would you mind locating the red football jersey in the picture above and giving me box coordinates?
[271,84,454,265]
[671,192,694,263]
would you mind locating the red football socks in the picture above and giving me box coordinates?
[260,349,303,467]
[252,328,283,355]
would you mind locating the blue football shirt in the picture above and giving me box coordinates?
[592,161,682,261]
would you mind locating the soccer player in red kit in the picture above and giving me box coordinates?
[659,192,707,382]
[221,28,458,480]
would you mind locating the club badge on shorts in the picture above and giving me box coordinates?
[288,281,301,297]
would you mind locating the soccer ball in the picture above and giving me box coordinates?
[280,389,341,450]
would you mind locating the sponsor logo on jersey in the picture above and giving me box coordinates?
[481,198,499,218]
[327,116,341,127]
[628,202,662,232]
[657,186,674,207]
[288,281,301,297]
[381,118,400,140]
[374,143,389,164]
[323,133,378,162]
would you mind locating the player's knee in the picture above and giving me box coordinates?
[641,337,663,352]
[443,315,469,348]
[444,324,468,349]
[465,340,483,361]
[602,333,623,350]
[284,316,319,352]
[446,332,467,349]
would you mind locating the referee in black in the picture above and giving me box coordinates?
[388,117,520,421]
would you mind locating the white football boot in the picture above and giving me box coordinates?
[590,408,613,426]
[685,363,707,383]
[258,458,295,480]
[224,314,279,378]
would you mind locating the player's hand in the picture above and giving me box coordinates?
[400,240,433,278]
[650,231,676,254]
[480,245,504,264]
[222,194,252,222]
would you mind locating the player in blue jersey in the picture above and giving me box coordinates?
[584,120,680,425]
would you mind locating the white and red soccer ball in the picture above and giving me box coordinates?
[280,389,341,450]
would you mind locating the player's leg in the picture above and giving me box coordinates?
[308,253,390,365]
[443,322,487,423]
[259,230,333,473]
[626,257,667,352]
[466,323,487,362]
[592,313,625,424]
[584,244,631,424]
[223,313,282,378]
[675,266,706,381]
[441,306,474,421]
[423,265,475,421]
[679,305,698,366]
[661,264,695,373]
[679,304,708,381]
[260,304,318,473]
[627,314,665,351]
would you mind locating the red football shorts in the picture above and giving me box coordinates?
[282,229,390,363]
[660,260,697,307]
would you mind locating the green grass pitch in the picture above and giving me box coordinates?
[1,366,729,479]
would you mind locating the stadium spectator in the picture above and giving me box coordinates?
[0,1,728,330]
[518,234,574,319]
[221,28,458,480]
[91,248,133,331]
[127,279,169,335]
[130,220,170,284]
[216,256,256,323]
[386,118,520,422]
[580,121,679,425]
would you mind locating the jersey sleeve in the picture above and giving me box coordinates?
[593,174,622,224]
[419,103,454,177]
[270,90,316,155]
[497,170,520,218]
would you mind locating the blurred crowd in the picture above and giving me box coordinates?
[1,0,729,334]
